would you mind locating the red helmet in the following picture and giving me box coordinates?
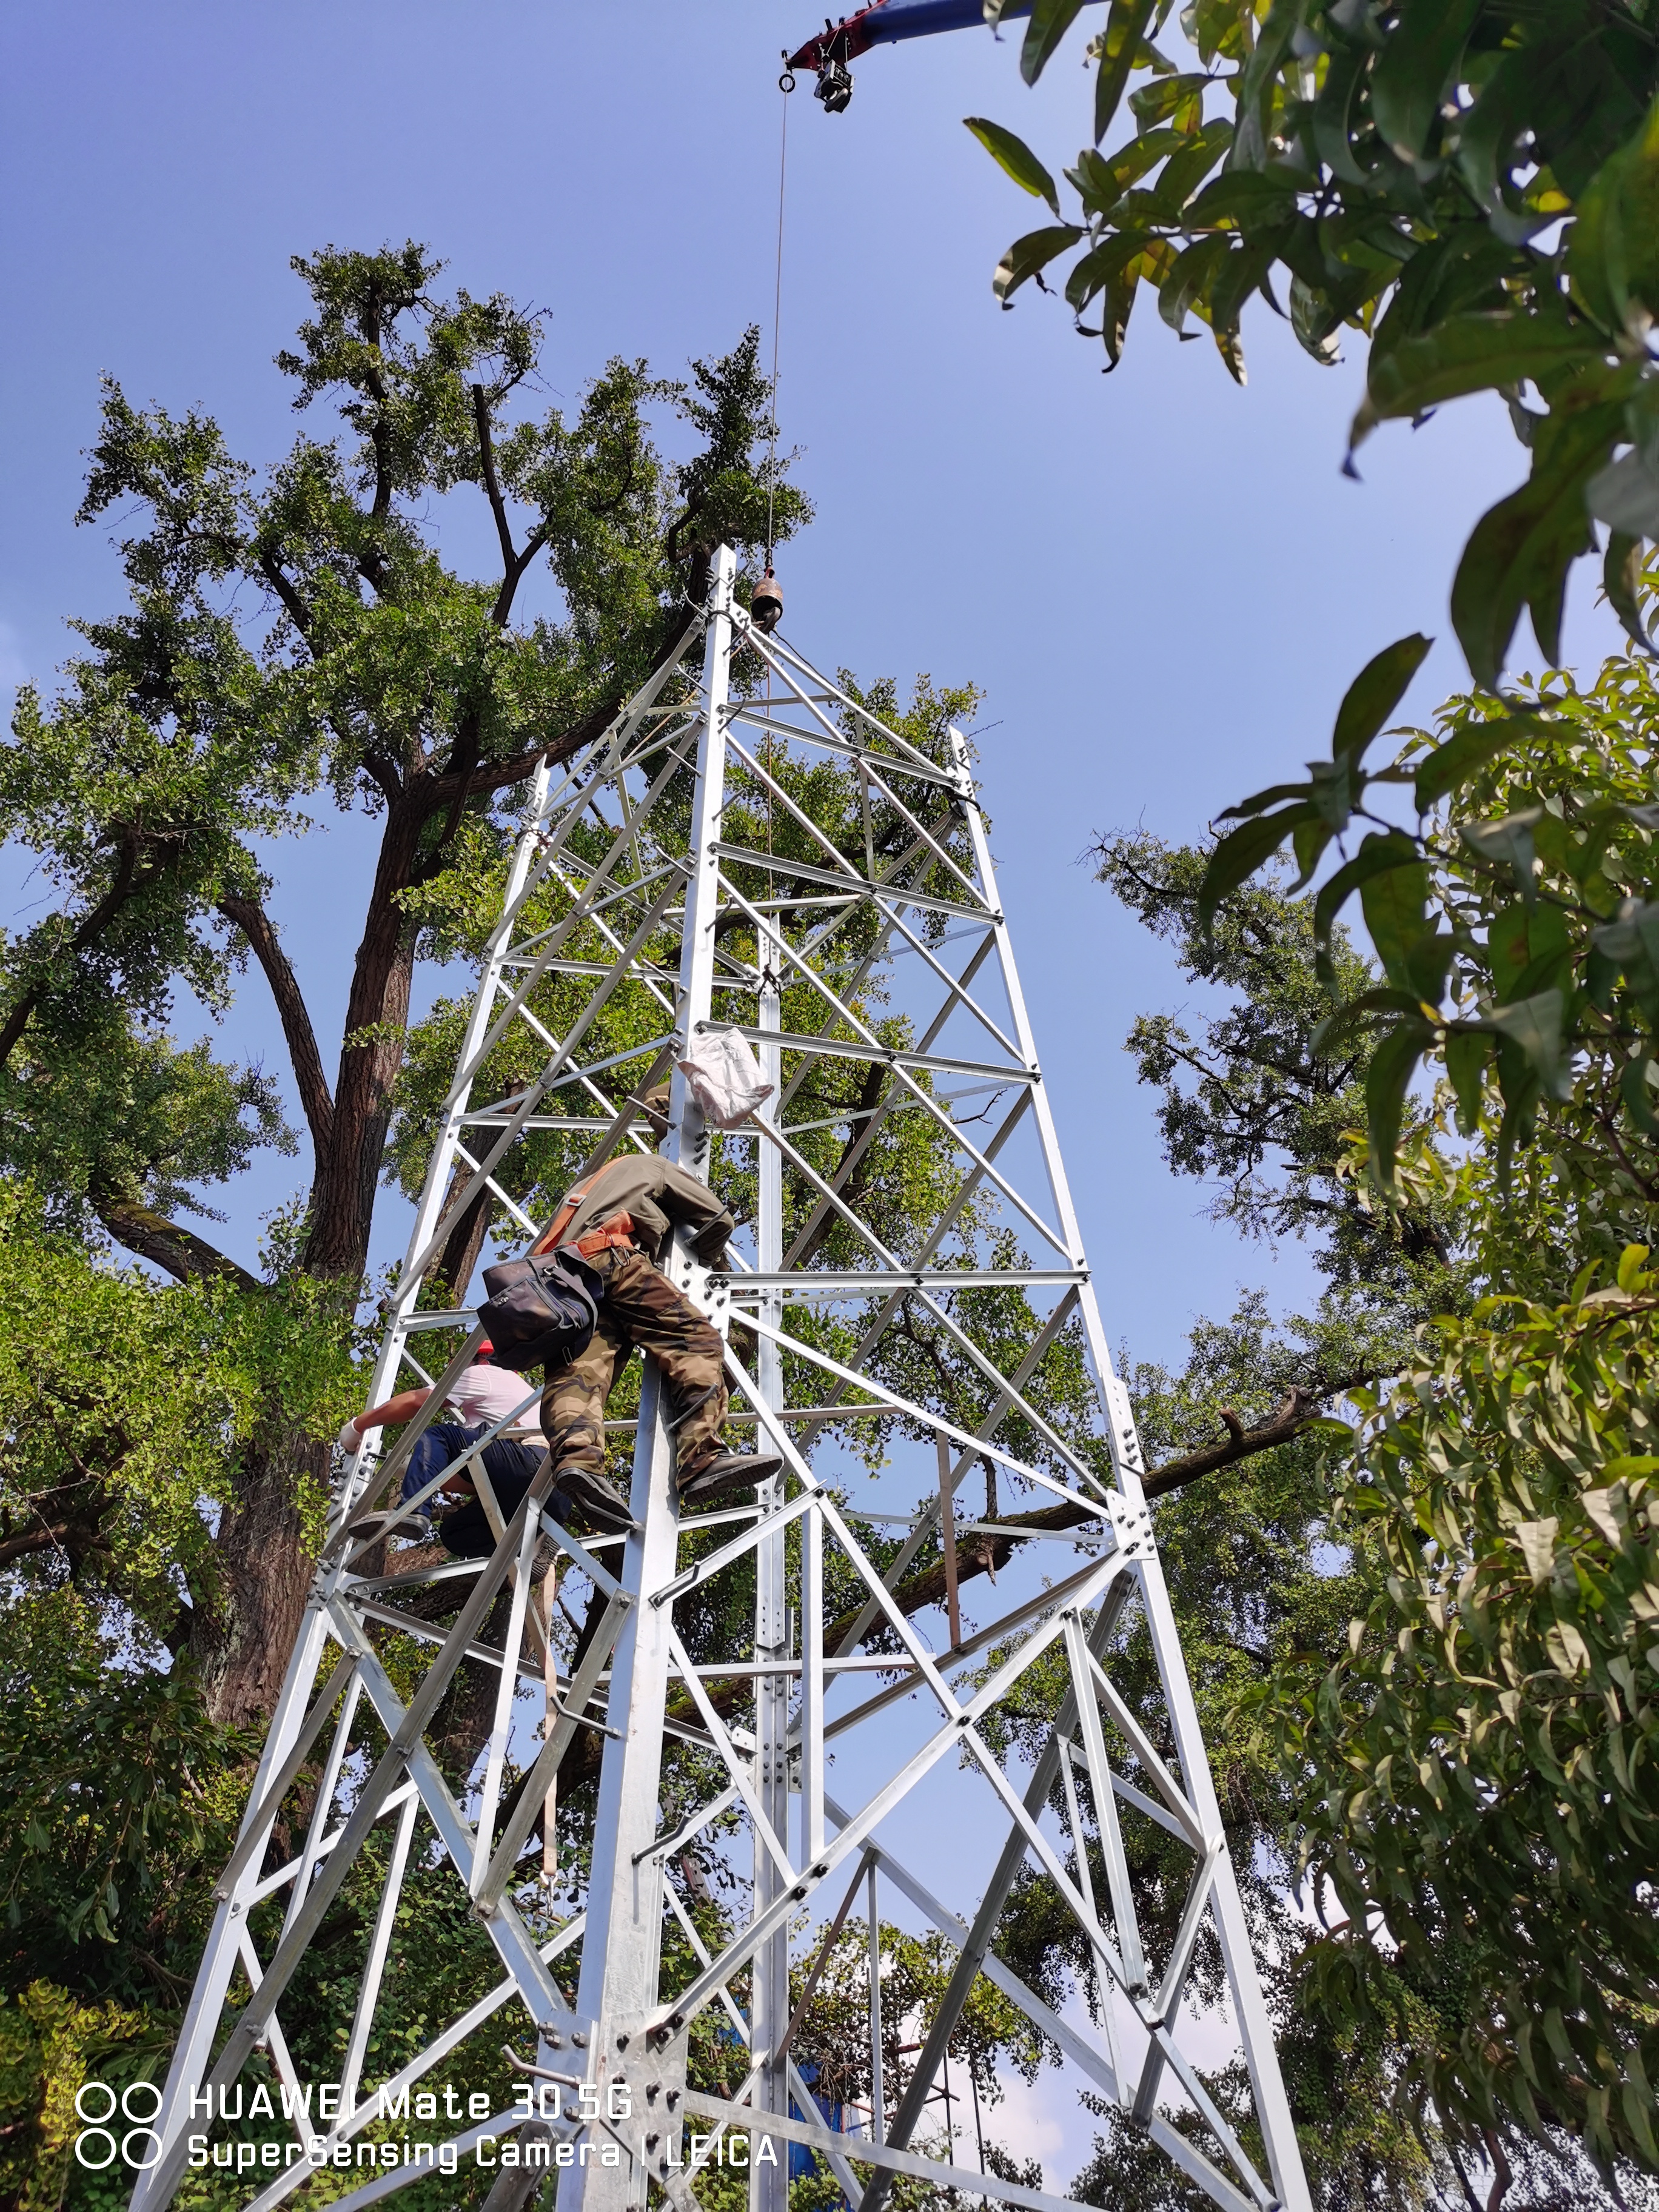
[474,1339,495,1361]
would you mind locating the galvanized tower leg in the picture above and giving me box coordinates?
[566,548,737,2212]
[130,760,554,2212]
[750,919,790,2212]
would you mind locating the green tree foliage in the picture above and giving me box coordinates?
[5,240,806,1291]
[0,1184,352,1629]
[0,1189,361,2202]
[1100,829,1467,1338]
[0,1977,156,2212]
[953,32,1659,2167]
[1,1016,294,1289]
[0,1590,253,1998]
[1070,640,1659,2193]
[967,0,1659,688]
[1270,1256,1659,2181]
[1200,580,1659,1233]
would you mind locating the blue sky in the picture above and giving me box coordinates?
[0,0,1625,1367]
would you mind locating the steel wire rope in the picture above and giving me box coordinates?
[762,74,789,1242]
[766,71,790,571]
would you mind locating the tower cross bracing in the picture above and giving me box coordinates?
[135,547,1312,2212]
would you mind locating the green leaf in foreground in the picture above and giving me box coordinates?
[1365,1018,1433,1182]
[1198,805,1312,933]
[1357,312,1601,446]
[1486,987,1569,1100]
[964,118,1061,216]
[1020,0,1088,87]
[994,225,1085,306]
[1332,632,1432,762]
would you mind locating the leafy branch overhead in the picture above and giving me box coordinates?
[1195,567,1659,1201]
[1096,752,1659,2185]
[968,0,1659,688]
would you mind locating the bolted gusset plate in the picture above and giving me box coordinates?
[133,549,1310,2212]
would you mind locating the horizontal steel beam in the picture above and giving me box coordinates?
[720,1267,1086,1293]
[712,1024,1034,1085]
[713,843,994,922]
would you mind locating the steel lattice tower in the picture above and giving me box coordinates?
[135,549,1312,2212]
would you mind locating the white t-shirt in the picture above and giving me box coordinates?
[444,1364,545,1441]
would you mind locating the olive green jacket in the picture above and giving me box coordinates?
[554,1155,732,1265]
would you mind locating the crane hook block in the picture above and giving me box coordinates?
[751,569,784,634]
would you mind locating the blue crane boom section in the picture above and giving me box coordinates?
[786,1,1037,73]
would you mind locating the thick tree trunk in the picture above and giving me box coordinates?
[183,641,697,1728]
[187,802,436,1728]
[192,1427,329,1731]
[303,797,426,1281]
[435,1181,497,1303]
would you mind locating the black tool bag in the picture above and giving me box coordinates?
[477,1248,603,1373]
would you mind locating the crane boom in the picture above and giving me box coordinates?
[786,1,1033,74]
[789,0,1104,109]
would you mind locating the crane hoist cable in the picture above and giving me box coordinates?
[753,70,791,637]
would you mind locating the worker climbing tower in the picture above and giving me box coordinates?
[135,550,1312,2212]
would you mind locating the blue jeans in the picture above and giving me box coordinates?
[401,1422,544,1517]
[400,1423,569,1557]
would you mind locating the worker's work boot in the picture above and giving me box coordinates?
[678,1451,784,1511]
[555,1463,635,1535]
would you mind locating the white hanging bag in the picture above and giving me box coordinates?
[677,1025,775,1128]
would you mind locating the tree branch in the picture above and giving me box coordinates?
[418,698,604,816]
[1142,1384,1332,1496]
[472,384,518,578]
[419,609,706,819]
[492,524,551,629]
[471,384,554,628]
[95,1196,262,1293]
[256,551,312,638]
[218,897,335,1152]
[361,749,404,805]
[0,1518,87,1570]
[0,832,151,1070]
[523,1367,1368,1834]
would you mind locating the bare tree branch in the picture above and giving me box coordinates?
[256,552,311,638]
[532,1379,1357,1818]
[1142,1384,1332,1496]
[471,383,553,629]
[218,896,335,1152]
[95,1196,261,1295]
[472,382,519,576]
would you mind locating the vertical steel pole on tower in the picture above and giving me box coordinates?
[752,910,789,2212]
[567,548,736,2212]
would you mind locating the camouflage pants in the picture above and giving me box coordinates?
[540,1248,727,1481]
